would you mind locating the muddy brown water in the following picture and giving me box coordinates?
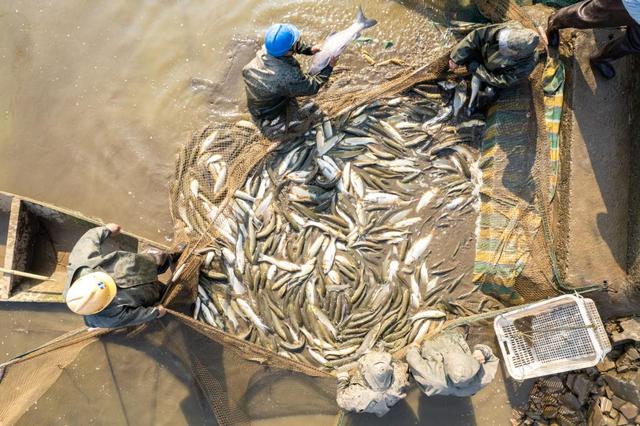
[0,1,529,424]
[0,0,469,243]
[1,304,532,426]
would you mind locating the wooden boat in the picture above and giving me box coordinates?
[0,191,169,302]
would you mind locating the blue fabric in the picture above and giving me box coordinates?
[265,23,301,57]
[623,0,640,24]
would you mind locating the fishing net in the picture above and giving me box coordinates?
[0,0,589,424]
[533,0,582,8]
[0,328,108,425]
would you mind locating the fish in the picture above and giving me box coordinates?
[404,233,433,265]
[422,105,453,129]
[468,74,482,109]
[322,237,337,274]
[237,299,271,333]
[309,7,378,75]
[453,80,468,117]
[410,310,446,321]
[186,73,485,371]
[258,254,301,272]
[410,274,421,309]
[365,191,400,205]
[190,179,199,198]
[416,189,438,212]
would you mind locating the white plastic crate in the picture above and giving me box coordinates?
[494,294,611,381]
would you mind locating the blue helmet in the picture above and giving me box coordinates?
[264,23,300,57]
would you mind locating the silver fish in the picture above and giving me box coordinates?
[423,105,453,129]
[453,80,468,117]
[309,7,377,75]
[468,74,482,109]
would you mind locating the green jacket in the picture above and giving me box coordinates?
[242,40,333,121]
[450,23,537,88]
[65,226,162,328]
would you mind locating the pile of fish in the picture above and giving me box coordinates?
[172,80,487,370]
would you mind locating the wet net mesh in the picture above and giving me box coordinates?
[0,1,589,424]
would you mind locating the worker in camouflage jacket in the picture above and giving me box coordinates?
[336,351,409,417]
[406,330,499,397]
[243,23,337,128]
[64,224,180,329]
[449,22,540,111]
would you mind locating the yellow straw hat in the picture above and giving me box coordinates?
[65,271,117,315]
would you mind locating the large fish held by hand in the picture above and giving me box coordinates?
[309,7,377,75]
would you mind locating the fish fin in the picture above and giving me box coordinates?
[356,6,377,29]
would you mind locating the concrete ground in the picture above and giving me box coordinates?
[557,28,640,318]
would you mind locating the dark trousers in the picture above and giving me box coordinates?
[549,0,640,62]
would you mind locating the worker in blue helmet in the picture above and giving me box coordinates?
[243,23,337,129]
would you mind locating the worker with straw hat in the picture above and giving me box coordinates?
[64,223,181,329]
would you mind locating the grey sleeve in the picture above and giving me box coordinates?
[474,344,500,388]
[451,345,499,397]
[406,347,448,396]
[336,382,375,413]
[284,66,333,98]
[69,226,111,266]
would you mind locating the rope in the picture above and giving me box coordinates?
[0,326,110,369]
[166,309,334,378]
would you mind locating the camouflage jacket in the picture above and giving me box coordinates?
[65,226,162,328]
[242,40,333,121]
[450,23,538,88]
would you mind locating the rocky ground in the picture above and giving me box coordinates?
[511,317,640,426]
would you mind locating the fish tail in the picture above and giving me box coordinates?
[356,6,377,29]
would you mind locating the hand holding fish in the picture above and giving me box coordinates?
[448,59,459,71]
[311,45,321,54]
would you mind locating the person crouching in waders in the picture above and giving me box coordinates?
[335,350,410,417]
[405,329,499,397]
[242,23,337,136]
[448,22,541,115]
[64,223,182,329]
